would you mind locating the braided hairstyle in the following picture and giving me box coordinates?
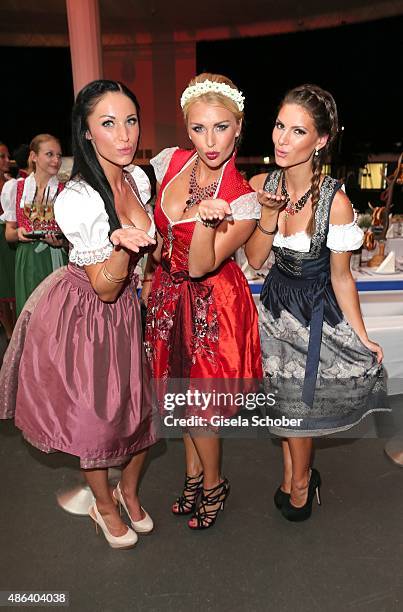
[280,84,338,234]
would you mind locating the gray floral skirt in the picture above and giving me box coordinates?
[258,303,389,437]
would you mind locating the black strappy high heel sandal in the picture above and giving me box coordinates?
[188,478,230,530]
[172,472,204,515]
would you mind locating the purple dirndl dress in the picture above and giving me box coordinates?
[0,169,158,467]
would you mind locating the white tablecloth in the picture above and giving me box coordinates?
[386,237,403,259]
[353,271,403,394]
[364,316,403,395]
[361,237,403,264]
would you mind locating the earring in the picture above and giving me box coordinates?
[314,148,319,156]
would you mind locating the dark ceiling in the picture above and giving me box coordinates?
[0,0,402,43]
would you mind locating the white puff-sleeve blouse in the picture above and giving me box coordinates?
[229,192,261,220]
[54,166,152,267]
[150,147,178,184]
[0,178,18,222]
[272,206,364,253]
[326,210,364,252]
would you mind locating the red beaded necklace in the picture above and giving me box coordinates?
[281,172,312,220]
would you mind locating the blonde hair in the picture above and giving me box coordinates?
[29,133,61,172]
[30,133,61,155]
[182,73,244,123]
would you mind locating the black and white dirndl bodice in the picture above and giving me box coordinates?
[259,170,389,437]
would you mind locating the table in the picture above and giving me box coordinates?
[361,236,403,265]
[248,271,403,296]
[386,237,403,259]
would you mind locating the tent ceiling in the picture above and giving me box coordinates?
[0,0,402,43]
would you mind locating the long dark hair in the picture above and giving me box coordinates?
[280,84,338,235]
[71,79,141,233]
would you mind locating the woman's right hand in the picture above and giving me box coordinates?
[110,227,156,253]
[257,190,286,212]
[17,227,34,242]
[361,337,384,364]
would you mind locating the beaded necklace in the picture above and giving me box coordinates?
[184,158,219,212]
[281,172,312,220]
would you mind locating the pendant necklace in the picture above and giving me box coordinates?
[281,172,312,220]
[183,157,219,212]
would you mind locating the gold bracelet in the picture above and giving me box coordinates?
[102,265,128,284]
[257,220,278,236]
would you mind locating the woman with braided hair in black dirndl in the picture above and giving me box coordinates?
[245,84,388,522]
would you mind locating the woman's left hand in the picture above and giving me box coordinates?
[361,337,384,363]
[198,198,232,222]
[110,227,156,252]
[257,190,286,211]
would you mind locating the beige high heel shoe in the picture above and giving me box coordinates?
[89,502,138,549]
[112,482,154,534]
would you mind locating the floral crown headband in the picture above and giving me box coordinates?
[180,79,245,111]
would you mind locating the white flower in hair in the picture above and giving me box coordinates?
[180,79,245,111]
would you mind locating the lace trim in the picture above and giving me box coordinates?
[229,192,261,220]
[69,243,113,266]
[150,147,178,184]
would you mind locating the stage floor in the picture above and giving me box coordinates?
[1,402,403,612]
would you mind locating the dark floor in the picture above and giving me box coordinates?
[1,395,403,612]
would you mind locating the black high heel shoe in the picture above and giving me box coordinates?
[280,468,321,522]
[274,486,290,510]
[172,472,203,515]
[188,478,230,530]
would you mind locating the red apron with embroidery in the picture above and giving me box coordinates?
[145,149,262,418]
